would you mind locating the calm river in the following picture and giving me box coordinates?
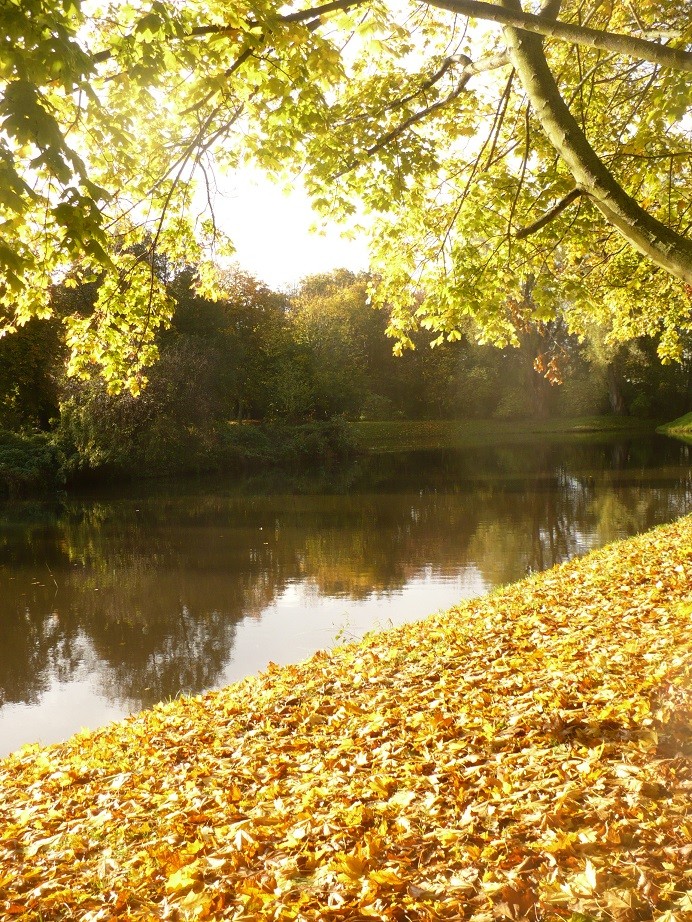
[1,433,690,757]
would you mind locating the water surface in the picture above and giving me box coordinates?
[1,434,690,756]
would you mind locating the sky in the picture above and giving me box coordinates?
[214,169,371,291]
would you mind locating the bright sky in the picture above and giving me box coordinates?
[215,169,371,291]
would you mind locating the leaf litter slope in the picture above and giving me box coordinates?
[1,519,691,922]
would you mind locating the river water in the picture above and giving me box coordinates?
[1,433,690,757]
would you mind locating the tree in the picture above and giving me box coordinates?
[1,0,690,388]
[55,265,298,474]
[0,315,62,429]
[290,271,379,418]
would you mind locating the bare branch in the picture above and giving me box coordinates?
[508,104,532,250]
[483,69,514,169]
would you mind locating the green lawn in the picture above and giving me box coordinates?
[349,415,658,453]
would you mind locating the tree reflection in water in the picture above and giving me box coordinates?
[0,435,690,754]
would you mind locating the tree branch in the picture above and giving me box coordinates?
[515,187,584,238]
[91,0,692,74]
[426,0,692,72]
[334,51,509,177]
[341,55,459,126]
[499,0,692,284]
[91,0,369,65]
[192,0,369,33]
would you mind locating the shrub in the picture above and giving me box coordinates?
[219,419,354,467]
[554,373,609,417]
[492,387,534,420]
[0,430,60,496]
[629,392,654,418]
[360,393,397,421]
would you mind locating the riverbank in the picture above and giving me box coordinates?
[657,412,692,445]
[2,516,691,920]
[351,415,658,453]
[0,415,661,496]
[0,420,354,496]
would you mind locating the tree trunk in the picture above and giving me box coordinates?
[606,363,627,415]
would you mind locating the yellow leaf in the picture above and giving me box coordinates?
[166,860,201,895]
[369,868,405,886]
[584,859,597,890]
[676,892,692,911]
[338,854,368,878]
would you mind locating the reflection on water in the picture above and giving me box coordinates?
[1,435,690,756]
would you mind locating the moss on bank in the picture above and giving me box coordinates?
[1,519,691,920]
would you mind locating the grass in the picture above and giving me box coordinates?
[349,415,658,453]
[1,515,691,920]
[657,412,692,445]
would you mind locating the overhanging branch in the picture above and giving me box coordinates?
[91,0,370,65]
[515,187,584,238]
[91,0,692,74]
[499,0,692,284]
[425,0,692,72]
[334,51,509,177]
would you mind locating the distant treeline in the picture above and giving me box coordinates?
[1,267,691,494]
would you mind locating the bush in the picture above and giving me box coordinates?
[56,340,227,479]
[287,419,354,462]
[629,392,653,418]
[219,419,354,467]
[217,423,276,464]
[492,387,535,420]
[360,393,398,421]
[0,430,60,496]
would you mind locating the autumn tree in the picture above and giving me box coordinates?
[1,0,690,389]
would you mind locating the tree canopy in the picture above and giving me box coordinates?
[1,0,691,388]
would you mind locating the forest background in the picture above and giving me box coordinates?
[1,261,691,496]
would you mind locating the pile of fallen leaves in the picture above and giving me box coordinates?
[1,518,691,922]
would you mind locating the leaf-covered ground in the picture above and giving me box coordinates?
[1,518,691,922]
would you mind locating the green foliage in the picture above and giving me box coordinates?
[0,317,62,430]
[219,419,354,466]
[291,271,373,419]
[57,341,225,477]
[657,412,692,441]
[52,268,360,478]
[1,258,690,491]
[493,387,535,421]
[554,373,609,418]
[169,267,295,422]
[629,392,653,418]
[0,429,60,496]
[360,393,399,421]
